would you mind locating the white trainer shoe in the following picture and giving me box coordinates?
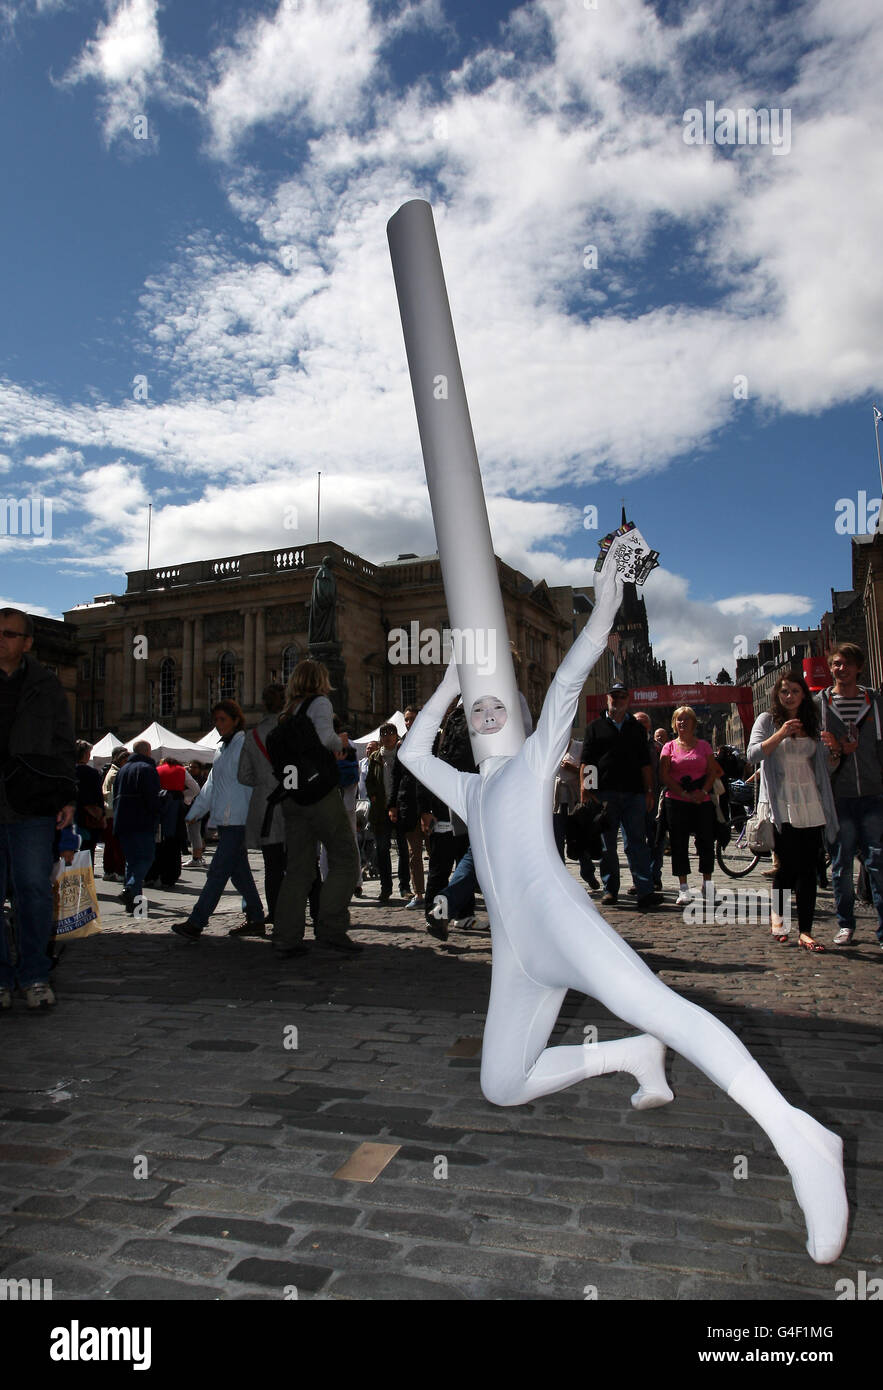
[25,982,55,1011]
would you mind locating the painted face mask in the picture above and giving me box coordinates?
[471,696,508,734]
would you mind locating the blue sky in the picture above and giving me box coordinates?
[0,0,881,682]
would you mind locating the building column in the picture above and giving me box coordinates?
[193,617,205,718]
[134,638,147,719]
[122,625,134,714]
[181,618,193,711]
[255,608,266,703]
[243,611,255,709]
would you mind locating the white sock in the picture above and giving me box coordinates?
[594,1034,674,1110]
[728,1067,848,1264]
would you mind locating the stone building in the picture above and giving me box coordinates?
[63,541,596,741]
[31,616,78,722]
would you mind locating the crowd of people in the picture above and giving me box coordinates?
[1,599,881,1011]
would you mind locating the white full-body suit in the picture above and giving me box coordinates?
[400,560,848,1264]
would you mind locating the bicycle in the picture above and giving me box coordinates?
[716,809,765,878]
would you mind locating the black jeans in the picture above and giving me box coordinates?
[666,798,716,879]
[373,819,410,896]
[261,842,286,922]
[773,822,823,936]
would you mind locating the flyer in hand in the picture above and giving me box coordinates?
[595,520,660,586]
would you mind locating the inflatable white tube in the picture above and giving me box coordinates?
[387,200,524,763]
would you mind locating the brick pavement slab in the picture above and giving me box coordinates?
[164,1184,279,1215]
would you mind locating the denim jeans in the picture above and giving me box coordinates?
[444,846,478,919]
[598,791,654,898]
[830,795,883,940]
[117,829,157,903]
[0,817,56,989]
[189,825,264,931]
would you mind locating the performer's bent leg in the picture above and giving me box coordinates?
[480,928,672,1111]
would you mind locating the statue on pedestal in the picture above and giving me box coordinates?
[308,556,337,647]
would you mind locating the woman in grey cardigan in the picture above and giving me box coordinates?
[747,673,839,951]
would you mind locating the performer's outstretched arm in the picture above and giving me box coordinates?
[524,561,624,778]
[398,660,471,820]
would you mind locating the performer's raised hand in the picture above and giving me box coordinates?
[587,548,624,638]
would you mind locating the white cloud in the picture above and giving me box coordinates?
[714,593,814,619]
[0,595,59,620]
[205,0,381,157]
[65,0,163,143]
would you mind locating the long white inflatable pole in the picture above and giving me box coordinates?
[387,200,524,765]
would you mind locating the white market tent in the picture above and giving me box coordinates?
[125,721,218,763]
[195,728,222,753]
[352,710,407,756]
[88,731,127,766]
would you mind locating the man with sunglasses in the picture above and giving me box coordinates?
[580,681,661,910]
[0,608,76,1011]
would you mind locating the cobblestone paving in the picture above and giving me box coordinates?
[1,848,880,1301]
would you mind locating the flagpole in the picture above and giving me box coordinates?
[874,405,883,501]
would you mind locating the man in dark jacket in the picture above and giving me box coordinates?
[580,682,660,909]
[113,740,161,913]
[390,707,426,908]
[418,700,475,936]
[816,643,883,946]
[366,724,404,903]
[0,608,76,1011]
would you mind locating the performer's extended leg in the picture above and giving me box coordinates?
[479,928,672,1111]
[531,897,848,1264]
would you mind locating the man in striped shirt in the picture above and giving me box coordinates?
[816,643,883,947]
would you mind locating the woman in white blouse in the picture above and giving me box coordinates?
[747,673,839,951]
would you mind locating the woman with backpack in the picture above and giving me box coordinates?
[268,660,361,957]
[170,701,265,941]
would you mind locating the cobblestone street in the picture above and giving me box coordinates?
[1,849,880,1303]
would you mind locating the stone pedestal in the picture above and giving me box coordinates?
[309,642,349,723]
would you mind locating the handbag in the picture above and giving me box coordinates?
[79,804,106,830]
[51,850,103,941]
[745,769,775,853]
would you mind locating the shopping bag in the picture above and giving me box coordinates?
[51,850,102,940]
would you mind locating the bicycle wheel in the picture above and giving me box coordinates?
[716,825,760,878]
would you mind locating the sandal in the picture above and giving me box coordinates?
[798,934,826,953]
[770,922,790,943]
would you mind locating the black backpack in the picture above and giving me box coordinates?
[264,697,339,809]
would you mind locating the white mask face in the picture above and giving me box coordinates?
[471,696,508,734]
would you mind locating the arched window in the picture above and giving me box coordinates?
[219,651,236,701]
[282,644,300,683]
[160,657,176,717]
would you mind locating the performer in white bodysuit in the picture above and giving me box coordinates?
[400,555,848,1265]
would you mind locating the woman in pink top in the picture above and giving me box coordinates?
[659,706,721,906]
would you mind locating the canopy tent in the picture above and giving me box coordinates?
[195,728,222,753]
[352,711,407,756]
[87,731,126,766]
[124,722,218,764]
